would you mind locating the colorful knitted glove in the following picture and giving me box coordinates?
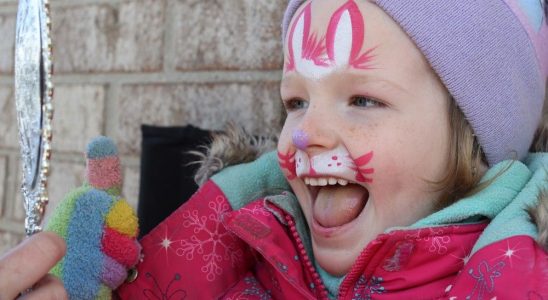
[46,136,140,300]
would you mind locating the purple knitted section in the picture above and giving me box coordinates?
[282,0,547,166]
[102,255,127,290]
[374,0,545,165]
[282,0,305,43]
[505,0,548,76]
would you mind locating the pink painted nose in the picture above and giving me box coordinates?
[292,129,309,150]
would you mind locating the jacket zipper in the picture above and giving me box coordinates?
[285,214,330,300]
[337,235,388,299]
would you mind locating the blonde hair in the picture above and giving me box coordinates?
[435,97,547,208]
[530,111,548,153]
[434,99,486,208]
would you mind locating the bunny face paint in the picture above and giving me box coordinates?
[279,0,453,276]
[285,0,376,80]
[294,146,374,184]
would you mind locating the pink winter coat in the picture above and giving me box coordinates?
[117,152,548,299]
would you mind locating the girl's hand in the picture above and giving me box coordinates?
[0,232,68,300]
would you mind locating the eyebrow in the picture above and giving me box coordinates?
[350,75,408,94]
[282,71,409,95]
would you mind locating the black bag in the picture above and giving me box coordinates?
[137,125,212,238]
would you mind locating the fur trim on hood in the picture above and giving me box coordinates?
[192,124,548,250]
[190,123,277,187]
[529,189,548,251]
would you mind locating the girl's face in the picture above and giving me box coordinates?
[278,0,452,275]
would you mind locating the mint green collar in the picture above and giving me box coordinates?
[411,159,531,228]
[410,153,546,253]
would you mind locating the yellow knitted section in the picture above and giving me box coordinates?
[95,284,112,300]
[105,199,138,237]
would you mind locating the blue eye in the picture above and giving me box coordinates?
[284,98,309,111]
[351,96,381,108]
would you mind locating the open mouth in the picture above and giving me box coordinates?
[304,176,369,228]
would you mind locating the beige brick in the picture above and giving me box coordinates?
[12,158,137,227]
[39,159,86,225]
[13,158,85,223]
[12,167,22,221]
[53,0,165,73]
[0,230,24,256]
[115,82,283,154]
[0,84,105,152]
[122,164,140,210]
[53,85,105,153]
[0,156,6,216]
[0,13,15,74]
[173,0,284,70]
[0,85,18,149]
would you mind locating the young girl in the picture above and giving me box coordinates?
[117,0,548,298]
[40,0,548,299]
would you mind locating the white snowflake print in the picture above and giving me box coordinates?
[428,234,451,255]
[492,240,525,268]
[240,204,271,217]
[176,196,243,281]
[406,228,451,255]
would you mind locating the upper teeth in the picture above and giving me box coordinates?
[304,177,348,186]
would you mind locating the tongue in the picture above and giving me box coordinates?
[313,184,368,227]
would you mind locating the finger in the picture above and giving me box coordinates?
[85,136,123,195]
[18,275,68,300]
[0,232,66,300]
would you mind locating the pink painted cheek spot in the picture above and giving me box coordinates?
[350,151,374,183]
[278,150,297,180]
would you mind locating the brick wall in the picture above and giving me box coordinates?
[0,0,285,254]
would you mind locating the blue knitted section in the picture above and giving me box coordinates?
[63,189,114,299]
[87,136,118,159]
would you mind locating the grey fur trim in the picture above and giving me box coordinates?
[528,189,548,252]
[189,123,277,187]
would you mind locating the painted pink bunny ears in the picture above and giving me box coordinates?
[285,0,376,79]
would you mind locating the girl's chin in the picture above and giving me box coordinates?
[311,243,358,276]
[309,218,369,277]
[306,208,381,276]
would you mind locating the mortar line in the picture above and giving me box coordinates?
[2,70,282,85]
[0,0,126,15]
[50,0,125,7]
[0,219,25,234]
